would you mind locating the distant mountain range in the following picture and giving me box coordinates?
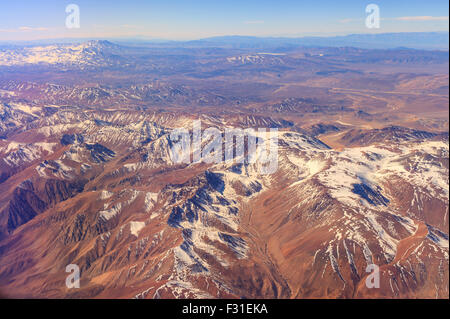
[194,32,449,50]
[0,40,126,67]
[0,38,447,73]
[0,32,448,51]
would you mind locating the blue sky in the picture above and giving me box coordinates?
[0,0,448,41]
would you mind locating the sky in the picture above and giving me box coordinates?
[0,0,448,41]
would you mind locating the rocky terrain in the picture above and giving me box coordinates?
[0,40,448,299]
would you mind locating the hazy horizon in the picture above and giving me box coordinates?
[0,30,448,43]
[1,31,447,52]
[1,1,448,41]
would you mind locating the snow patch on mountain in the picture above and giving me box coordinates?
[129,221,146,237]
